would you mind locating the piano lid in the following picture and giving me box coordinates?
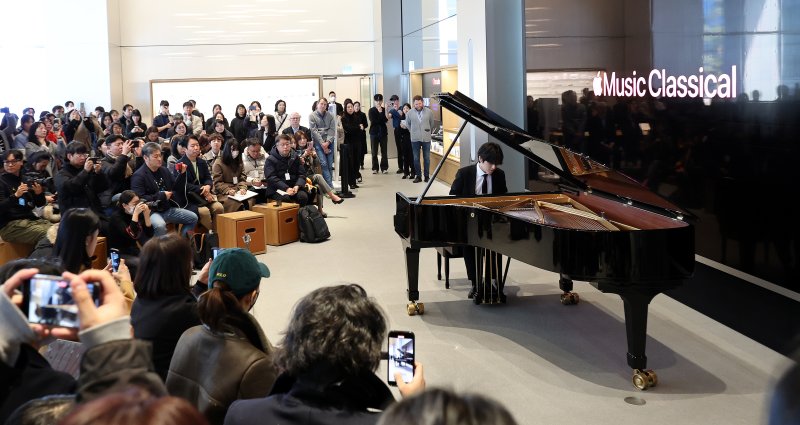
[436,91,692,219]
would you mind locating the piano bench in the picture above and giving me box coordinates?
[436,246,464,289]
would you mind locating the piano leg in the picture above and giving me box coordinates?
[619,289,659,390]
[404,246,424,316]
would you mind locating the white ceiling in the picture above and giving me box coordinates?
[117,0,376,47]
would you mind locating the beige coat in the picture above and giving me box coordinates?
[212,158,249,212]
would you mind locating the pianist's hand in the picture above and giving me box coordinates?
[396,361,426,398]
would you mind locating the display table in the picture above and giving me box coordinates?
[217,211,266,254]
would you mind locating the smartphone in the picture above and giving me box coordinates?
[110,248,120,272]
[212,247,221,259]
[79,102,86,116]
[22,274,101,329]
[387,330,415,386]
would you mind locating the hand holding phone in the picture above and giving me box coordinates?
[212,247,221,259]
[22,274,101,329]
[387,330,415,386]
[110,248,120,272]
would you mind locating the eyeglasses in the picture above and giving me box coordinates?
[4,159,21,165]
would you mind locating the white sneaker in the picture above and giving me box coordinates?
[382,170,388,174]
[372,170,378,174]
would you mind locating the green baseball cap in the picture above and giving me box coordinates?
[208,248,270,297]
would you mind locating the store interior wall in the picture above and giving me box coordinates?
[0,0,113,117]
[111,1,377,123]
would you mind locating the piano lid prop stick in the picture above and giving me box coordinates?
[415,119,470,204]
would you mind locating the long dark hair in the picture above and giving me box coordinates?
[53,208,100,273]
[220,139,242,168]
[134,235,193,300]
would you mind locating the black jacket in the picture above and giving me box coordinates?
[368,107,388,137]
[176,155,213,213]
[99,153,134,208]
[0,172,45,229]
[0,344,76,423]
[130,164,188,207]
[131,294,200,382]
[450,165,508,196]
[107,209,154,256]
[55,163,109,214]
[224,368,395,425]
[263,145,306,197]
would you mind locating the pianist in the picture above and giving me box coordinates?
[449,142,508,299]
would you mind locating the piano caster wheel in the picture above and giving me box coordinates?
[632,369,657,390]
[560,292,579,305]
[406,302,424,316]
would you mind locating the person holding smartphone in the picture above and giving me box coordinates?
[223,284,425,425]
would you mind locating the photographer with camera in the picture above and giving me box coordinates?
[99,134,136,213]
[25,122,57,176]
[55,142,110,226]
[131,142,198,238]
[21,152,57,221]
[0,150,53,246]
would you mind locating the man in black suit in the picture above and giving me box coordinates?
[450,142,508,300]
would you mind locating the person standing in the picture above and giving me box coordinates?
[368,94,389,174]
[307,98,335,188]
[406,95,435,183]
[449,142,508,300]
[387,95,405,175]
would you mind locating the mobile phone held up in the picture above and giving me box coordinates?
[387,330,415,386]
[212,247,221,259]
[22,274,101,329]
[110,248,121,272]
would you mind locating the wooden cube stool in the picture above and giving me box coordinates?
[217,211,266,254]
[251,202,300,246]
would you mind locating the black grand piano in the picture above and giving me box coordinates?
[394,91,695,390]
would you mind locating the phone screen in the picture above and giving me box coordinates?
[212,247,220,259]
[387,331,415,386]
[110,250,120,272]
[23,274,100,328]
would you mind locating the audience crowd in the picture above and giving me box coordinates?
[0,95,521,425]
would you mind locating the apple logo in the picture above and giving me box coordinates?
[592,71,603,96]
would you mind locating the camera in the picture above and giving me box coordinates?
[88,157,102,164]
[21,172,52,186]
[0,107,9,114]
[144,200,164,211]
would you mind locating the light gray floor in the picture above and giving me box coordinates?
[248,168,791,425]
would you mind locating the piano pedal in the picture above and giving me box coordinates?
[632,369,658,390]
[406,302,425,316]
[560,292,580,305]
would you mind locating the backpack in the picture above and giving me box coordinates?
[191,231,219,269]
[298,205,330,243]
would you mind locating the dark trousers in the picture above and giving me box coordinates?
[394,128,404,171]
[340,143,358,187]
[370,133,388,172]
[401,136,413,176]
[463,246,502,288]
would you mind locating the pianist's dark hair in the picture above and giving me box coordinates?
[477,142,504,165]
[377,388,518,425]
[274,284,387,377]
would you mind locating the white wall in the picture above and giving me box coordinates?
[116,0,377,123]
[0,0,112,117]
